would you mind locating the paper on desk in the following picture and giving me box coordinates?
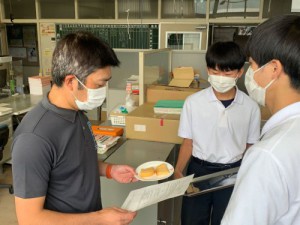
[0,106,13,116]
[121,175,194,211]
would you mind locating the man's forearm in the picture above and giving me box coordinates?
[17,209,100,225]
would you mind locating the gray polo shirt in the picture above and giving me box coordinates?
[12,96,102,213]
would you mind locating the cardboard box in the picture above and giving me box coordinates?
[125,103,183,144]
[169,67,194,87]
[146,85,200,103]
[100,110,107,122]
[154,100,184,115]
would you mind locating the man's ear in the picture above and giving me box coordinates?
[237,67,244,78]
[270,59,283,79]
[206,69,210,75]
[64,75,76,91]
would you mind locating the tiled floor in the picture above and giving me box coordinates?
[0,164,18,225]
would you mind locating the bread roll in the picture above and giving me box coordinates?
[156,163,170,176]
[140,167,155,178]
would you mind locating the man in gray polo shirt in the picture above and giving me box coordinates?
[12,32,137,225]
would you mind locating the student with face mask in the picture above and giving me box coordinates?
[221,15,300,225]
[174,41,261,225]
[12,32,137,225]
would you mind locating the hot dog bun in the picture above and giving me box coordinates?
[156,163,170,176]
[140,167,155,178]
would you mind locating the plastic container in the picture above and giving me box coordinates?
[9,79,16,95]
[109,104,137,126]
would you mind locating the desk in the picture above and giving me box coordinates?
[101,139,179,225]
[0,94,43,115]
[0,94,43,165]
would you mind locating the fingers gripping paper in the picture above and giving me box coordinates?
[121,175,194,211]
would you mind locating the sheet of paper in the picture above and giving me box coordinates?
[122,175,194,211]
[0,106,13,116]
[292,0,300,12]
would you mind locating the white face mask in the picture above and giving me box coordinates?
[208,74,237,93]
[74,77,107,110]
[244,64,275,106]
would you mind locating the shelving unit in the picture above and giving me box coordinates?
[1,0,298,69]
[1,0,298,21]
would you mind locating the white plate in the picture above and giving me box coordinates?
[135,161,174,181]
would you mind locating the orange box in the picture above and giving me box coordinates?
[91,126,124,137]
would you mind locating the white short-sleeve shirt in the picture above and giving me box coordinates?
[222,102,300,225]
[178,86,261,163]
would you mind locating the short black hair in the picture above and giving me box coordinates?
[246,15,300,89]
[206,41,246,71]
[52,31,120,86]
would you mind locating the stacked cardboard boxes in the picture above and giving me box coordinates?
[146,85,200,103]
[125,67,206,144]
[28,75,52,95]
[125,103,182,144]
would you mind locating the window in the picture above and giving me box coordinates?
[118,0,158,19]
[40,0,75,19]
[3,0,36,19]
[78,0,115,19]
[209,0,260,18]
[262,0,300,18]
[161,0,206,18]
[166,32,202,50]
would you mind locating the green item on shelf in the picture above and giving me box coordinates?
[154,100,185,108]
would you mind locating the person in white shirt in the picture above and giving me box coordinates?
[221,14,300,225]
[174,41,261,225]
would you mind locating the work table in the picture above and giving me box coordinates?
[0,94,43,116]
[0,94,43,165]
[101,139,178,225]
